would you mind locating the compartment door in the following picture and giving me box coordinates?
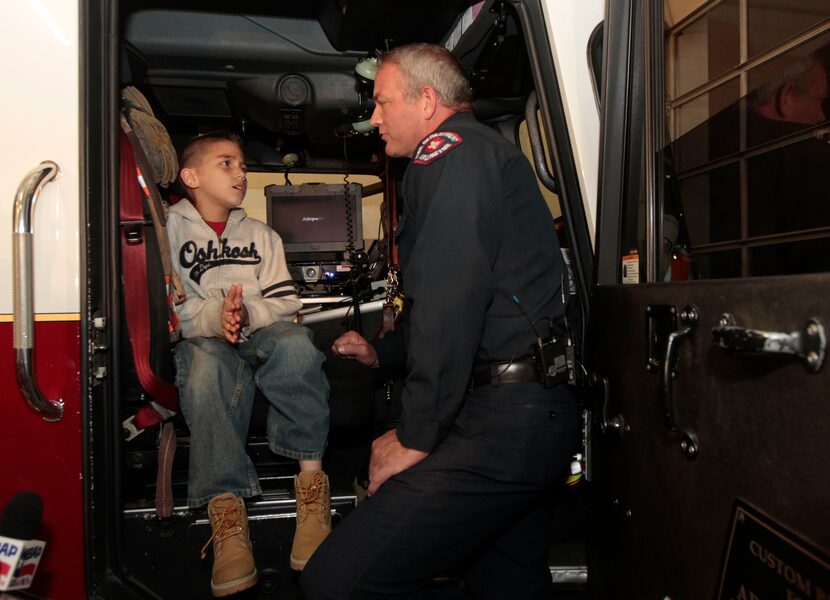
[589,1,830,597]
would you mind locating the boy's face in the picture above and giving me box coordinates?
[181,140,247,216]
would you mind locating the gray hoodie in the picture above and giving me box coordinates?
[167,199,301,339]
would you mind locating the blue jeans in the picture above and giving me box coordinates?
[174,321,330,507]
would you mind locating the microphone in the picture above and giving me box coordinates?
[0,491,46,592]
[0,492,43,541]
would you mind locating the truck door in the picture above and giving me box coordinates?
[1,1,89,598]
[590,1,830,598]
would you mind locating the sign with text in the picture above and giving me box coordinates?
[719,500,830,600]
[0,536,46,591]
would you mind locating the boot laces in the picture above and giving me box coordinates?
[201,502,245,560]
[297,472,327,516]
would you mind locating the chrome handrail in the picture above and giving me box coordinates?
[12,161,63,421]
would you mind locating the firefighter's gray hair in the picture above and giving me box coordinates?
[750,54,823,108]
[380,43,473,110]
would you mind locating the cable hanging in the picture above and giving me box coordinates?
[342,134,355,253]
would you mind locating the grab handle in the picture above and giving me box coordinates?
[658,305,699,459]
[13,161,63,421]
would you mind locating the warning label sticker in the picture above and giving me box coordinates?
[622,253,640,284]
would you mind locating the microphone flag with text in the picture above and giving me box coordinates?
[0,491,46,591]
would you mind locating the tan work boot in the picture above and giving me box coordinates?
[201,492,258,596]
[290,471,332,570]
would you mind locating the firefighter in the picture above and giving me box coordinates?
[302,43,579,598]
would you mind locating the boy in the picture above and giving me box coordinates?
[167,131,331,596]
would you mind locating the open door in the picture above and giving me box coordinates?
[590,1,830,597]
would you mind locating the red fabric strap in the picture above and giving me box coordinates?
[119,131,180,412]
[132,403,165,430]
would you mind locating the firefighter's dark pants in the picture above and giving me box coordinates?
[301,382,579,599]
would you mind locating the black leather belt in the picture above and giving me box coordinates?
[469,360,540,390]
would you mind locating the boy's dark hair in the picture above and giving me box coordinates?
[178,130,244,169]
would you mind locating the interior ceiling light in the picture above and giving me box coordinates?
[282,153,299,168]
[355,57,379,82]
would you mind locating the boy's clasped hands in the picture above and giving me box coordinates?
[221,284,248,343]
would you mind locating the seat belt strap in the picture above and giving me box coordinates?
[155,422,177,518]
[119,129,180,412]
[120,129,180,518]
[379,155,402,339]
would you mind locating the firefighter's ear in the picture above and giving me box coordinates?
[421,85,439,119]
[179,167,198,190]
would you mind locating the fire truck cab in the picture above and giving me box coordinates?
[2,0,829,598]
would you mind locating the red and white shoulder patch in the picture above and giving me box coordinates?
[413,131,463,165]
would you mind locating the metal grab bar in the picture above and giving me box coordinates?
[13,161,63,421]
[524,90,558,194]
[299,299,385,325]
[658,305,699,459]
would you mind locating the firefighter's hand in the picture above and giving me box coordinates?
[221,284,246,343]
[331,331,379,368]
[368,429,428,495]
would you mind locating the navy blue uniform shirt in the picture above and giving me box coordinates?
[374,111,568,452]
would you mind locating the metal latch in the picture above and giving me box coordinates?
[712,314,826,372]
[120,219,149,244]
